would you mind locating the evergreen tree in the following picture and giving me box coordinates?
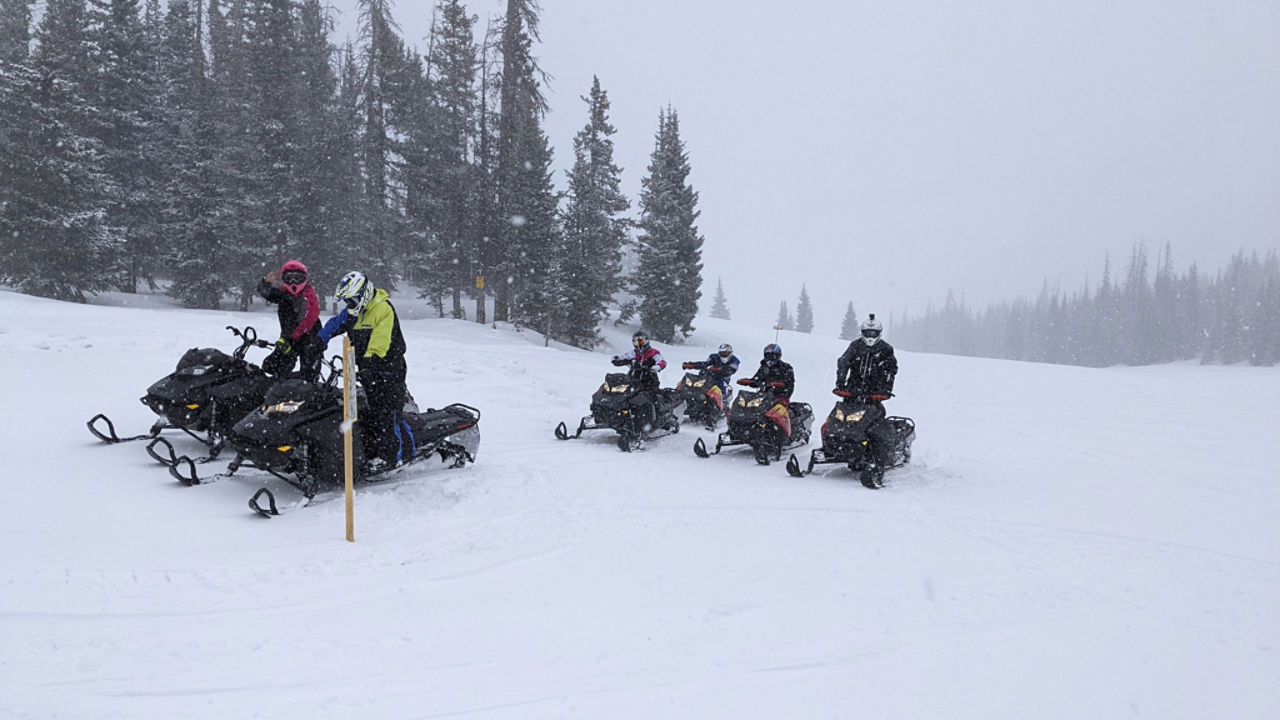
[88,0,164,292]
[709,277,730,320]
[492,0,553,323]
[635,106,703,341]
[775,301,793,331]
[558,75,630,348]
[1,0,121,301]
[839,302,858,340]
[354,0,408,283]
[795,284,813,333]
[412,0,479,319]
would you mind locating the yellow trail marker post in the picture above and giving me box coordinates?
[343,336,357,542]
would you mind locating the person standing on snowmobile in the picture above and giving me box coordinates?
[835,314,899,472]
[257,260,323,381]
[740,343,794,401]
[320,271,409,470]
[611,330,668,428]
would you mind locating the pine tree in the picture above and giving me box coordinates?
[839,302,858,340]
[635,106,703,341]
[88,0,164,292]
[1,0,121,301]
[411,0,479,319]
[709,277,730,320]
[795,284,814,333]
[492,0,555,324]
[558,76,630,348]
[775,301,793,331]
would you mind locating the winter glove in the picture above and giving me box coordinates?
[275,338,292,354]
[611,357,630,367]
[642,357,655,368]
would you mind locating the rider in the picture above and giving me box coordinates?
[740,343,794,401]
[835,314,897,402]
[320,271,410,470]
[738,343,796,437]
[683,343,740,394]
[611,330,667,428]
[835,314,899,475]
[257,259,322,381]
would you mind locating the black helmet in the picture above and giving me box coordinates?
[763,343,782,364]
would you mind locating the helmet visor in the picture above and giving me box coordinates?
[861,328,882,339]
[633,336,647,347]
[344,296,361,311]
[718,350,732,360]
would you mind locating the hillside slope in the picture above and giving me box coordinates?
[1,289,1276,719]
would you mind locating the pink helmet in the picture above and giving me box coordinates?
[280,260,308,296]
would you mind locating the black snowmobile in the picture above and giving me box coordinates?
[87,325,275,466]
[785,390,915,488]
[555,362,684,452]
[167,358,481,516]
[693,378,813,465]
[675,364,732,429]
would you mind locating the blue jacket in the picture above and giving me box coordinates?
[686,352,740,392]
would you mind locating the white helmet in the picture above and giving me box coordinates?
[335,271,375,315]
[860,314,883,346]
[717,343,733,360]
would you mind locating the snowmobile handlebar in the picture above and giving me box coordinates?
[833,388,893,402]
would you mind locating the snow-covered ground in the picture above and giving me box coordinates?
[1,288,1277,719]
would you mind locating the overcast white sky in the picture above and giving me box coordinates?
[329,0,1280,333]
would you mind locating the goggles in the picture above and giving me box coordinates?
[281,270,307,286]
[633,337,648,347]
[861,328,882,338]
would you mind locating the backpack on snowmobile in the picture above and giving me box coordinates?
[785,389,915,488]
[555,364,684,452]
[86,325,275,466]
[693,379,813,465]
[675,367,732,429]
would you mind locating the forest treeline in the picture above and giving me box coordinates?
[895,245,1280,367]
[0,0,705,348]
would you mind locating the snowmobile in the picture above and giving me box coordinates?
[693,379,813,465]
[674,364,732,429]
[166,357,481,516]
[87,325,275,466]
[785,390,915,488]
[554,362,684,452]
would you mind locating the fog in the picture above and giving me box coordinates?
[329,0,1280,332]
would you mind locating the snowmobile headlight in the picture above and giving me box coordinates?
[691,379,705,388]
[746,397,764,408]
[606,383,629,394]
[177,364,214,377]
[264,400,304,414]
[843,409,865,423]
